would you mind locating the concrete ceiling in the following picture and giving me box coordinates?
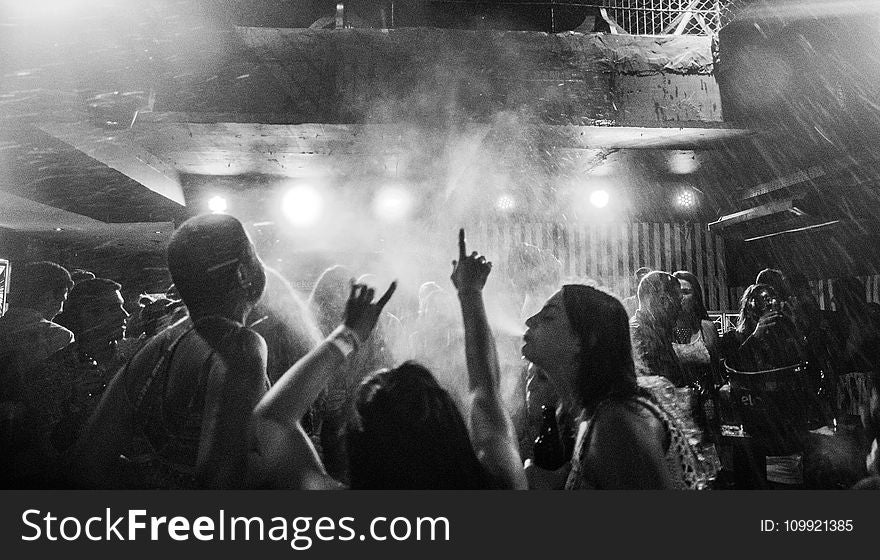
[1,0,877,276]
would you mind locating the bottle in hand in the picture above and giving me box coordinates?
[533,405,566,470]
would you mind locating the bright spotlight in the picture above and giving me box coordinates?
[282,185,323,227]
[676,189,697,208]
[373,186,413,222]
[668,151,699,174]
[208,196,228,214]
[589,189,610,208]
[495,194,517,212]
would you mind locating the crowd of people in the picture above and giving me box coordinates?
[1,213,879,489]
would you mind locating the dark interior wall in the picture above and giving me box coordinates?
[715,5,880,286]
[726,230,880,287]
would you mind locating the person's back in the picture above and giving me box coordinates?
[0,261,74,487]
[119,315,269,487]
[630,271,685,385]
[67,214,270,489]
[0,262,74,396]
[565,394,690,490]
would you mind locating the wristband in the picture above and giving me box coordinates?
[328,325,361,359]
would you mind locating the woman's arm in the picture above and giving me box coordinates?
[248,282,395,489]
[452,229,527,490]
[701,319,723,387]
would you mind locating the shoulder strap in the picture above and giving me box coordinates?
[127,325,196,422]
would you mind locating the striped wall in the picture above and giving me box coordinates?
[466,221,736,310]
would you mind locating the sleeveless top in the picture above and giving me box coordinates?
[564,395,702,490]
[674,329,711,367]
[122,317,267,488]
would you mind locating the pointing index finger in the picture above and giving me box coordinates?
[459,228,466,261]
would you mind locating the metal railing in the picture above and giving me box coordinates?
[595,0,752,36]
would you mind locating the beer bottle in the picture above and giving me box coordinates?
[533,405,566,470]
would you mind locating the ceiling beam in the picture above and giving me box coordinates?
[133,113,752,151]
[37,121,186,206]
[707,199,796,232]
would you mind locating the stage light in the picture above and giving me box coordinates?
[589,189,610,208]
[373,186,413,223]
[668,150,700,174]
[676,189,697,208]
[208,196,228,214]
[495,193,517,212]
[282,185,323,227]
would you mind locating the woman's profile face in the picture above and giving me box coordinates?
[523,291,582,372]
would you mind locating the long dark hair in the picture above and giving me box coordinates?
[736,283,777,335]
[561,285,638,415]
[346,361,490,489]
[673,270,709,330]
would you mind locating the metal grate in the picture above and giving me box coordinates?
[596,0,749,36]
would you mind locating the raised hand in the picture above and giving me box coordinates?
[343,281,397,343]
[451,228,492,295]
[753,310,781,339]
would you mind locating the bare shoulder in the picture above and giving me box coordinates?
[590,400,666,449]
[584,398,673,489]
[232,326,268,353]
[206,322,267,361]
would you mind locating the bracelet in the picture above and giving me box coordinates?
[328,325,361,359]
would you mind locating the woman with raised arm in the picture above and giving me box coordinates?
[451,229,528,490]
[247,281,395,489]
[523,284,702,490]
[248,230,526,489]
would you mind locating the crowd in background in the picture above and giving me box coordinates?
[1,213,879,490]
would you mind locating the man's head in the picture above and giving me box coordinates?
[63,278,129,342]
[637,271,682,327]
[8,261,73,320]
[755,268,789,301]
[167,214,266,320]
[634,266,652,283]
[70,269,96,285]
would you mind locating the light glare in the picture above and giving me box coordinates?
[589,190,610,208]
[668,150,700,174]
[208,196,228,214]
[495,194,517,212]
[282,185,323,227]
[373,186,413,222]
[676,189,697,208]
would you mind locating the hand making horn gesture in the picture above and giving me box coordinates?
[451,228,492,295]
[343,280,397,343]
